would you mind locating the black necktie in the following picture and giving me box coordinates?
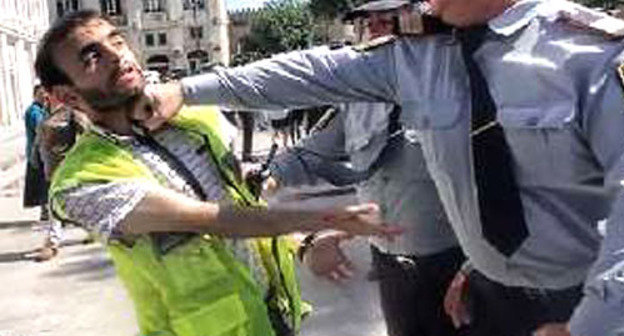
[458,26,529,257]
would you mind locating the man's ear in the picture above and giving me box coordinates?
[49,85,79,108]
[49,85,95,117]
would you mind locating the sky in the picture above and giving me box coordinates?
[226,0,267,11]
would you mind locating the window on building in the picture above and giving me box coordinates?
[187,50,209,74]
[145,33,155,47]
[182,0,205,10]
[100,0,122,16]
[57,0,80,17]
[189,26,203,39]
[144,0,164,12]
[158,33,167,46]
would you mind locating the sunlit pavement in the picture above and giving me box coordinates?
[269,187,387,336]
[0,196,138,336]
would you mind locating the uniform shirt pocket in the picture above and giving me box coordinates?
[496,101,576,129]
[493,102,585,186]
[399,99,463,130]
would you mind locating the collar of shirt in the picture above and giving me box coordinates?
[89,123,177,147]
[488,0,560,37]
[89,123,136,146]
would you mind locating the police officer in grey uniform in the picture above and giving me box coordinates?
[271,106,465,336]
[267,3,463,336]
[136,0,624,335]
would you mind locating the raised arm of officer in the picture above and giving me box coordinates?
[269,108,371,189]
[134,45,400,130]
[566,50,624,336]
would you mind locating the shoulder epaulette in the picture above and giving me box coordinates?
[556,4,624,39]
[353,35,398,52]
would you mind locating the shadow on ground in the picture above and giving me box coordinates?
[44,257,115,280]
[66,244,104,257]
[0,220,38,230]
[0,237,95,264]
[0,249,39,262]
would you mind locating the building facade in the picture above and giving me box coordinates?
[227,8,257,57]
[49,0,230,76]
[0,0,49,129]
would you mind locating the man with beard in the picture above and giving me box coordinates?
[35,10,400,336]
[135,0,624,335]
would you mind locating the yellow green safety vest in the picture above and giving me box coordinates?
[49,106,305,336]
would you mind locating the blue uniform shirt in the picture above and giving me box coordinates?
[182,0,624,333]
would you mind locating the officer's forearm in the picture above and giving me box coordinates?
[181,47,396,111]
[182,69,344,111]
[119,187,331,237]
[568,190,624,335]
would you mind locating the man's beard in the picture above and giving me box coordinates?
[77,85,144,113]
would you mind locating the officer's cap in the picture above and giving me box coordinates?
[343,0,410,21]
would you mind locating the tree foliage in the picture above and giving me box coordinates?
[233,0,314,65]
[308,0,366,20]
[574,0,624,9]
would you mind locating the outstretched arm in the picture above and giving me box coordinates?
[132,45,399,130]
[54,182,401,242]
[122,184,395,237]
[182,46,399,111]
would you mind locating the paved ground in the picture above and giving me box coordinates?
[272,188,387,336]
[0,191,387,336]
[0,197,138,336]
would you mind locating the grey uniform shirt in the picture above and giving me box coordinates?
[271,103,458,256]
[181,0,624,333]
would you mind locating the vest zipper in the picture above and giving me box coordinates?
[135,133,208,202]
[134,133,205,255]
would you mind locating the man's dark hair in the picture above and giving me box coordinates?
[35,10,113,90]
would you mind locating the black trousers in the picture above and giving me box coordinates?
[23,161,48,208]
[466,270,583,336]
[370,246,466,336]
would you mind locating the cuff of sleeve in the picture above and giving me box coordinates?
[181,73,222,106]
[270,151,312,187]
[268,162,286,186]
[569,295,624,336]
[569,278,624,336]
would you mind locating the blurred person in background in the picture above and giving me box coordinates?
[23,84,50,219]
[32,94,92,261]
